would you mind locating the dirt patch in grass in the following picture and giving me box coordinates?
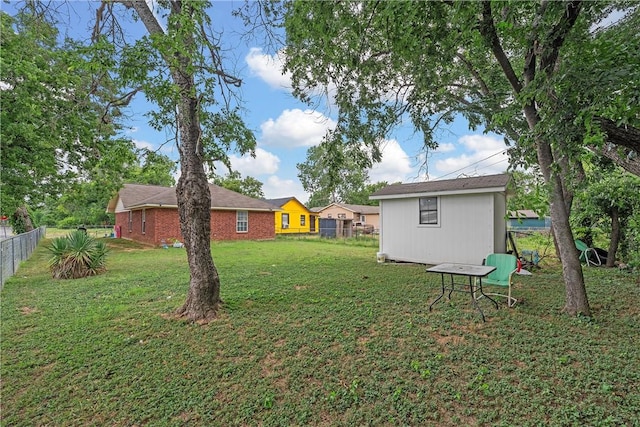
[19,306,39,315]
[435,334,466,348]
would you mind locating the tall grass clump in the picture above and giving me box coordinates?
[47,230,109,279]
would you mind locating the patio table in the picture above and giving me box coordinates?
[427,263,498,322]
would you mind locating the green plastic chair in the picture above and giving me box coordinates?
[575,239,602,266]
[481,253,518,307]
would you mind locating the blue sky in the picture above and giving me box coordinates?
[5,1,510,204]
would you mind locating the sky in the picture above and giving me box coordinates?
[4,1,511,205]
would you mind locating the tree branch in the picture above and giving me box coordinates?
[101,87,143,124]
[124,0,166,36]
[596,117,640,153]
[478,0,522,93]
[456,53,490,96]
[540,1,582,74]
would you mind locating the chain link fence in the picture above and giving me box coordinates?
[0,226,47,289]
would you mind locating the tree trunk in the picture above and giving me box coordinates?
[548,178,590,315]
[524,105,591,316]
[12,206,34,233]
[127,0,222,322]
[173,82,222,322]
[607,207,620,268]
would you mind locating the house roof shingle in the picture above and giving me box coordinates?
[108,183,279,212]
[370,174,511,199]
[263,197,296,208]
[311,203,380,215]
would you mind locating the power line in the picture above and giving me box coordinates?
[433,149,509,180]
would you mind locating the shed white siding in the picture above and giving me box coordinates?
[379,193,506,265]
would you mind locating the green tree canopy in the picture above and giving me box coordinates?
[213,171,264,199]
[507,170,549,217]
[0,10,136,227]
[572,162,640,268]
[124,150,177,187]
[298,142,387,207]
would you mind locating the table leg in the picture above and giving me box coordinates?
[468,275,486,322]
[475,278,499,309]
[429,273,446,311]
[448,274,455,299]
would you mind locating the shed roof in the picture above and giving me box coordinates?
[509,209,541,219]
[370,174,511,199]
[107,183,279,212]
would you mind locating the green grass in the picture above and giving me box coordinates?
[2,238,639,426]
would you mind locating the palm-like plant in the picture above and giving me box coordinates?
[48,231,109,279]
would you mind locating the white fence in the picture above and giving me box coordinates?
[0,226,47,289]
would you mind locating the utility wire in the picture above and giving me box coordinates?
[433,148,509,180]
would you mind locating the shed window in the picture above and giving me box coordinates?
[128,211,133,232]
[300,215,306,226]
[237,211,248,232]
[141,209,146,234]
[282,213,289,229]
[419,197,438,225]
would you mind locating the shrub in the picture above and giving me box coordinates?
[48,230,109,279]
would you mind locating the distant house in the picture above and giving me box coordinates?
[508,210,551,231]
[106,183,278,246]
[264,197,318,234]
[314,203,380,233]
[370,174,512,265]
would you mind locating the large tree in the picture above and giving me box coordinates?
[36,149,177,227]
[93,1,256,321]
[0,10,135,232]
[297,142,385,207]
[279,1,638,316]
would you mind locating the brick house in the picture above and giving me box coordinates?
[106,183,279,246]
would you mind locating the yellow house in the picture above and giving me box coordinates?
[264,197,318,234]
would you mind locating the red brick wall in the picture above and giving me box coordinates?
[211,210,275,241]
[115,208,275,245]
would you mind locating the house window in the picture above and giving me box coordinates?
[360,215,366,223]
[337,213,346,219]
[327,214,333,219]
[141,209,146,234]
[282,213,289,229]
[128,211,133,232]
[300,215,306,226]
[237,211,248,232]
[419,197,438,225]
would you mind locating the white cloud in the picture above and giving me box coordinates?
[369,139,414,184]
[229,147,280,176]
[245,47,292,90]
[260,109,336,148]
[246,47,337,108]
[262,175,308,203]
[434,142,456,153]
[434,134,509,177]
[133,139,154,150]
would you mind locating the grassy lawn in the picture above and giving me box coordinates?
[1,238,639,426]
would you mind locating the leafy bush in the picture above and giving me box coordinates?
[47,230,109,279]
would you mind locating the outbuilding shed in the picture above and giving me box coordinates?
[370,174,512,265]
